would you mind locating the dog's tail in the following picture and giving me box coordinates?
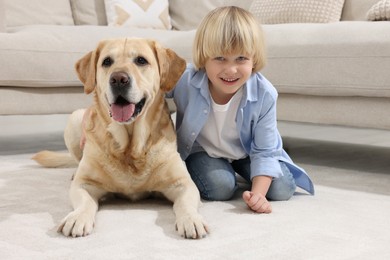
[32,150,78,168]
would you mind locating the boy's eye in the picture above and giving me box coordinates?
[214,57,225,61]
[237,56,248,61]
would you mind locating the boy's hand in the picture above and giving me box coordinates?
[242,191,272,214]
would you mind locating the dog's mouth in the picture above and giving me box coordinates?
[109,96,146,123]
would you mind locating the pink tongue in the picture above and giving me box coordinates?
[111,103,135,122]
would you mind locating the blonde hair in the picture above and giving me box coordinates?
[193,6,266,72]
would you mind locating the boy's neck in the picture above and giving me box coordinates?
[208,83,242,105]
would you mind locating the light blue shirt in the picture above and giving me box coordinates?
[167,64,314,195]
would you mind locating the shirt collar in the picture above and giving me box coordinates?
[190,68,211,101]
[245,73,259,103]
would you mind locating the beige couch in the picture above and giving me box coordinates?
[1,0,390,130]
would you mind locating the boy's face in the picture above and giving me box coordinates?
[205,53,253,104]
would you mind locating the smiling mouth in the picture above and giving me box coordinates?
[109,96,146,123]
[221,78,239,83]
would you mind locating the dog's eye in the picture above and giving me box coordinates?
[135,56,149,66]
[102,57,113,67]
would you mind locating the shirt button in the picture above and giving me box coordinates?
[203,109,207,114]
[191,132,195,136]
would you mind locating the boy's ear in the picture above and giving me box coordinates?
[153,41,186,92]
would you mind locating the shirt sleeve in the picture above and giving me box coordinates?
[249,91,284,180]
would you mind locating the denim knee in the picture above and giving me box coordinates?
[266,162,296,201]
[185,152,237,201]
[201,172,237,201]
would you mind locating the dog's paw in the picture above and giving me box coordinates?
[175,214,209,239]
[57,210,95,237]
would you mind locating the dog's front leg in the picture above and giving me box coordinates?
[58,178,106,237]
[165,179,209,239]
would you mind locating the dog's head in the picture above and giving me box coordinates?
[75,38,186,124]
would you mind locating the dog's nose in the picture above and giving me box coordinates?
[110,72,130,88]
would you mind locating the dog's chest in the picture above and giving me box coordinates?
[85,121,175,194]
[96,149,160,193]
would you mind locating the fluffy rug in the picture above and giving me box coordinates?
[1,153,390,259]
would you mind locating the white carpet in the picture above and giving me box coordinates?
[1,153,390,259]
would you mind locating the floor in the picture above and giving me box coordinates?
[1,114,390,195]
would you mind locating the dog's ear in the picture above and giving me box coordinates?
[75,47,100,94]
[154,42,186,92]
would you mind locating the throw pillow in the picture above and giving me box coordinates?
[4,0,74,27]
[367,0,390,21]
[168,0,253,31]
[0,0,5,32]
[70,0,107,25]
[104,0,171,29]
[249,0,346,24]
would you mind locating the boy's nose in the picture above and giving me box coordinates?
[224,64,238,74]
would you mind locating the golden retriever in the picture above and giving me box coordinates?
[33,38,208,239]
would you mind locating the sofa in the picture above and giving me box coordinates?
[1,0,390,130]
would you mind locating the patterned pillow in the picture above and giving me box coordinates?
[367,0,390,21]
[249,0,345,24]
[104,0,171,29]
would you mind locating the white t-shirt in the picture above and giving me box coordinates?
[197,88,247,161]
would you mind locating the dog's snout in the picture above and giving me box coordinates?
[110,72,130,88]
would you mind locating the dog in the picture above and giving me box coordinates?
[33,38,208,239]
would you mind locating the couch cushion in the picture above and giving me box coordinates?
[261,21,390,98]
[168,0,253,30]
[1,22,390,100]
[70,0,108,25]
[0,0,5,32]
[4,0,74,27]
[0,25,194,88]
[367,0,390,21]
[0,86,92,115]
[250,0,345,24]
[278,94,390,130]
[104,0,171,29]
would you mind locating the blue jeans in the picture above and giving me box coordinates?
[185,152,296,201]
